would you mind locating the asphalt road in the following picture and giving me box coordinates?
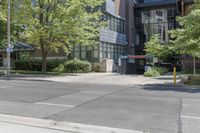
[0,79,199,133]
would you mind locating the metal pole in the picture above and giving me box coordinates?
[7,0,11,77]
[173,66,176,85]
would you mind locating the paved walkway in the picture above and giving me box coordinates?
[17,73,181,85]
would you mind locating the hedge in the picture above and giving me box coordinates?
[153,67,168,75]
[54,58,91,73]
[13,59,66,71]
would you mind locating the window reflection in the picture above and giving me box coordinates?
[138,8,177,43]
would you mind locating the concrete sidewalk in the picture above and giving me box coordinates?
[0,114,146,133]
[17,73,181,85]
[0,122,72,133]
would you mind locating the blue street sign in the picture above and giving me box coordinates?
[6,47,14,53]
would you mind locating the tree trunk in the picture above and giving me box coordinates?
[42,52,47,72]
[193,57,196,75]
[40,37,47,72]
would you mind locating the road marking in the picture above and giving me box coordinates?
[181,115,200,120]
[0,86,12,88]
[35,102,74,108]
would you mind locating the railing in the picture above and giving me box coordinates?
[136,0,175,4]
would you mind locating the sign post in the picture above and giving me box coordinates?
[7,0,11,77]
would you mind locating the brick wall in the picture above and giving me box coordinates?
[182,55,200,70]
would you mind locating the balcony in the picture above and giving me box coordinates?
[183,0,193,3]
[101,0,116,15]
[135,0,176,8]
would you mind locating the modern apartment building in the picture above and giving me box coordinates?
[29,0,194,73]
[0,0,195,72]
[3,0,192,72]
[71,0,135,72]
[71,0,186,73]
[135,0,179,55]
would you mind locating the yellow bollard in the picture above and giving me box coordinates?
[173,67,176,85]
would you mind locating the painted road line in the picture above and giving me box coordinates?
[181,115,200,120]
[0,86,12,88]
[35,102,75,108]
[0,113,148,133]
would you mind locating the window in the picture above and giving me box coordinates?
[110,44,114,59]
[86,46,93,59]
[140,8,175,43]
[104,13,125,34]
[94,45,99,58]
[136,34,140,45]
[87,50,92,60]
[156,10,163,18]
[142,11,150,23]
[99,42,126,61]
[81,46,86,59]
[74,45,80,58]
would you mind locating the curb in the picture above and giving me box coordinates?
[0,114,149,133]
[0,76,54,82]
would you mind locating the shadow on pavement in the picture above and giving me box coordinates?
[142,84,200,93]
[155,76,181,80]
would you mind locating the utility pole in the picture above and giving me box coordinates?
[7,0,11,77]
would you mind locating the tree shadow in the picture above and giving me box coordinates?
[142,84,200,93]
[154,76,181,80]
[0,73,81,82]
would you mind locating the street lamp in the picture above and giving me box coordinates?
[7,0,11,77]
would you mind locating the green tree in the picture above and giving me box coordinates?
[171,0,200,75]
[0,0,7,45]
[16,0,104,72]
[145,35,173,64]
[0,0,22,47]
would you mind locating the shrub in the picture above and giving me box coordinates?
[144,69,160,77]
[14,59,42,71]
[47,59,66,71]
[153,67,168,75]
[144,67,168,77]
[54,58,91,73]
[53,64,65,73]
[13,59,66,71]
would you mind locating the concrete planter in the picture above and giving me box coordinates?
[185,75,200,85]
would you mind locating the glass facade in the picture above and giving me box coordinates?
[73,43,127,62]
[135,8,177,45]
[98,12,127,61]
[100,42,127,60]
[72,4,127,62]
[73,45,99,62]
[102,13,125,34]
